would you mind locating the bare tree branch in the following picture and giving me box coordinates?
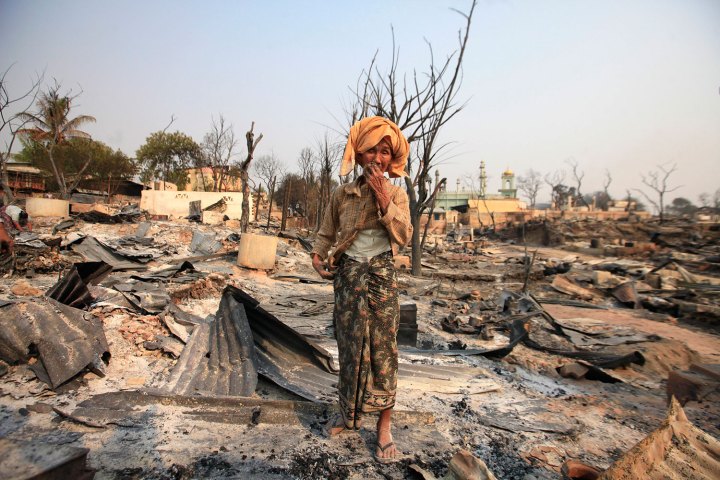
[517,169,543,208]
[201,114,238,192]
[603,169,612,199]
[0,65,45,202]
[162,115,176,133]
[239,121,263,232]
[566,158,588,207]
[636,162,681,223]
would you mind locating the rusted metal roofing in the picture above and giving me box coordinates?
[164,286,257,396]
[46,261,112,309]
[0,297,110,389]
[164,285,506,402]
[0,438,95,480]
[71,236,148,271]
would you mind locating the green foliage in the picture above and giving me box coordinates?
[136,131,201,190]
[18,138,135,194]
[583,191,612,211]
[669,197,697,216]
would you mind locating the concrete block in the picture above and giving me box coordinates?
[237,233,278,270]
[202,211,225,225]
[91,204,113,214]
[70,203,94,214]
[25,198,69,217]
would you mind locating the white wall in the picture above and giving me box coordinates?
[140,190,252,219]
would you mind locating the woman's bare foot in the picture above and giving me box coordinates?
[324,414,362,437]
[324,414,348,437]
[375,409,399,462]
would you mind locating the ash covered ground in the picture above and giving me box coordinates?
[1,214,719,479]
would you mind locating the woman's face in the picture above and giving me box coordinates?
[357,138,392,173]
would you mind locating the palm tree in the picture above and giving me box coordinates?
[18,82,96,198]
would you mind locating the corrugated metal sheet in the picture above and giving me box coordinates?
[190,231,222,255]
[72,236,148,271]
[46,261,113,309]
[0,297,110,389]
[164,287,257,396]
[0,438,95,480]
[164,285,499,402]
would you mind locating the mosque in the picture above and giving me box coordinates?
[424,161,526,232]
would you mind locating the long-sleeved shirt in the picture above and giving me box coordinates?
[311,177,413,266]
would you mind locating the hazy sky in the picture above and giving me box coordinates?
[2,0,719,205]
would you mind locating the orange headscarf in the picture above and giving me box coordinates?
[340,116,409,178]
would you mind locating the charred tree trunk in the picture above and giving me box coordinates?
[266,176,276,230]
[420,178,446,251]
[240,122,263,233]
[253,183,262,221]
[406,180,422,276]
[280,178,291,231]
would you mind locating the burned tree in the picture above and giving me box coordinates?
[200,114,238,192]
[239,122,263,233]
[603,169,612,201]
[0,65,43,203]
[634,163,681,224]
[698,192,710,208]
[314,133,340,232]
[544,170,567,209]
[517,169,543,208]
[566,158,588,207]
[347,0,477,275]
[297,147,317,226]
[420,174,447,251]
[253,153,284,223]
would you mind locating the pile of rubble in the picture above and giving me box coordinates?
[0,211,718,479]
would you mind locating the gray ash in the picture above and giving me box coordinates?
[451,396,476,418]
[473,433,536,479]
[109,454,238,480]
[284,449,353,479]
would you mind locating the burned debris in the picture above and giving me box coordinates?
[0,204,718,479]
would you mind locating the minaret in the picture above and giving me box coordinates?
[479,160,488,197]
[499,167,517,198]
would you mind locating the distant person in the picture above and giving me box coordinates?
[0,200,32,255]
[311,116,412,463]
[0,201,32,233]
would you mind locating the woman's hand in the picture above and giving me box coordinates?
[364,162,391,214]
[312,253,336,280]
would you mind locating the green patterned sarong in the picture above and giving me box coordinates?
[333,251,399,429]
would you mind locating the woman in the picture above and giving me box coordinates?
[311,116,412,463]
